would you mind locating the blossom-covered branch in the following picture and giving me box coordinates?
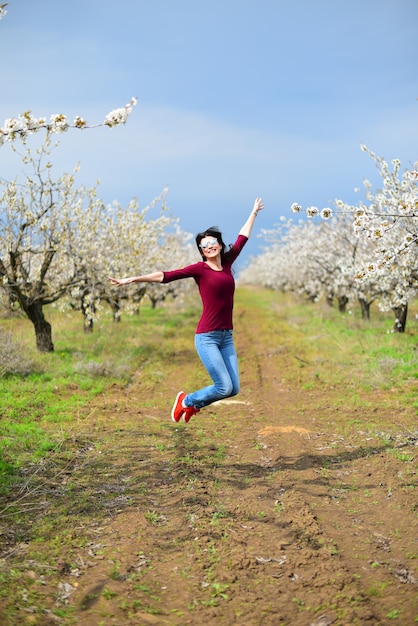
[290,203,333,219]
[0,98,138,147]
[290,145,417,225]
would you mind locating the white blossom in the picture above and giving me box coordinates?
[3,117,22,140]
[306,206,319,218]
[74,116,87,128]
[104,97,137,127]
[320,207,333,219]
[49,113,70,133]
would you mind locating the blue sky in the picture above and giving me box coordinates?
[1,0,417,266]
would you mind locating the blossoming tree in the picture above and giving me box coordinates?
[349,147,417,331]
[0,5,149,348]
[0,95,137,351]
[241,146,417,331]
[71,192,197,328]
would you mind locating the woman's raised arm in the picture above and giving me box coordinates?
[239,198,264,239]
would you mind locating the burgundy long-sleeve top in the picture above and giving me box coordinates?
[162,234,248,333]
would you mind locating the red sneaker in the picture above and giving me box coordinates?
[171,391,186,422]
[183,406,200,423]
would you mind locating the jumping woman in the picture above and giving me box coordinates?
[109,197,264,423]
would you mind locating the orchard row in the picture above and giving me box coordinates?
[240,146,417,333]
[0,137,197,351]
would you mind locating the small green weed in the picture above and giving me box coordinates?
[144,510,165,525]
[387,449,414,463]
[211,507,232,523]
[102,587,118,600]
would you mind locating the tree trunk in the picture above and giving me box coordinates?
[149,296,158,309]
[338,295,349,313]
[81,297,95,333]
[393,304,408,333]
[83,316,94,333]
[111,301,121,322]
[326,294,334,307]
[26,302,54,352]
[358,297,371,320]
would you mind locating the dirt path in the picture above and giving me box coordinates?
[1,298,417,625]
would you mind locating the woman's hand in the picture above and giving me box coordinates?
[239,197,265,238]
[253,197,264,215]
[108,276,134,287]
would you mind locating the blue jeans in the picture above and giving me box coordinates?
[184,330,240,410]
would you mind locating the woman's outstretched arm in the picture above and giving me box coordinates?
[239,198,264,239]
[108,271,164,287]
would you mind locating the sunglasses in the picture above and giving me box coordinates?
[200,238,219,250]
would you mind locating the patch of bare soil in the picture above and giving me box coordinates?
[1,305,417,626]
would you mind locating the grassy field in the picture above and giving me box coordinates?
[1,290,416,477]
[0,300,199,486]
[0,288,417,625]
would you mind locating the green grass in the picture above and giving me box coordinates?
[0,289,416,496]
[235,288,417,390]
[0,299,200,487]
